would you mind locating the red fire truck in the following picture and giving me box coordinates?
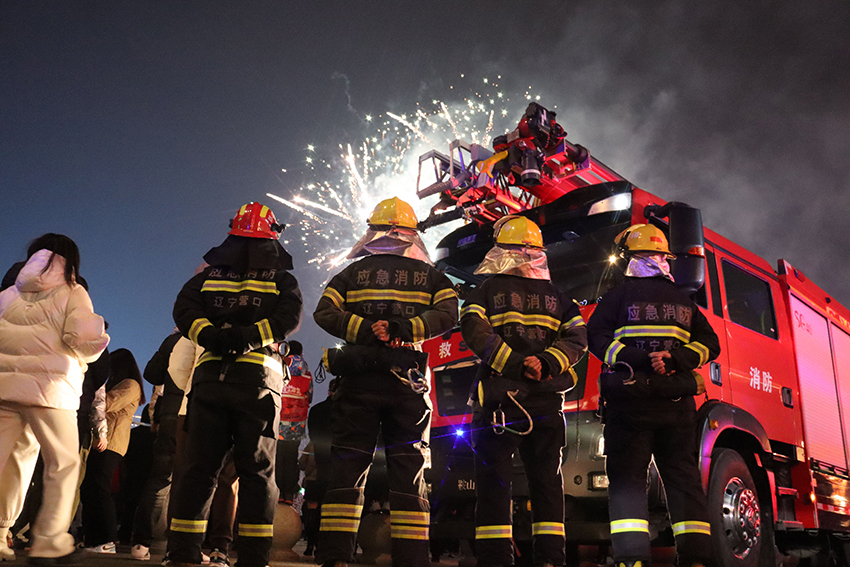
[415,103,850,566]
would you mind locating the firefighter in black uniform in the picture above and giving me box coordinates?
[460,216,587,567]
[313,197,458,567]
[586,224,720,567]
[167,202,303,567]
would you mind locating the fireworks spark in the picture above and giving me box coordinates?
[269,76,547,284]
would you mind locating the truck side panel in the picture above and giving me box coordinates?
[788,294,848,469]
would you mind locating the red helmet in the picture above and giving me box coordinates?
[228,202,283,239]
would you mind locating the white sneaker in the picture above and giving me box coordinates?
[88,541,117,553]
[131,543,151,560]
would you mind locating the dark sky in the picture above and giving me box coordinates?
[2,1,849,402]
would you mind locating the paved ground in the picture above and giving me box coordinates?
[1,540,684,567]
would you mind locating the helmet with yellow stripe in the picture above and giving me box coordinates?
[228,202,284,240]
[367,197,419,230]
[494,215,544,249]
[615,223,674,257]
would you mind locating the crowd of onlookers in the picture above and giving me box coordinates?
[0,233,324,565]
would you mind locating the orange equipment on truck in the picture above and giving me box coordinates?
[416,102,850,566]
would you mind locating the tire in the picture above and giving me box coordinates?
[708,448,774,567]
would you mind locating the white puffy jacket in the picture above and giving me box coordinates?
[0,250,110,410]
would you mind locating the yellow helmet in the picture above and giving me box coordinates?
[367,197,418,230]
[616,224,674,257]
[494,215,544,248]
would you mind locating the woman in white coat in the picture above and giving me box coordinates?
[0,234,109,565]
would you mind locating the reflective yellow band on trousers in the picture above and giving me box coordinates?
[322,503,363,517]
[610,519,649,534]
[238,523,274,537]
[320,518,360,533]
[390,510,429,525]
[171,518,208,533]
[476,525,512,539]
[391,524,429,540]
[532,521,565,536]
[672,520,711,536]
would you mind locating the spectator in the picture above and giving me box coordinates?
[276,340,313,504]
[301,378,337,557]
[80,348,145,553]
[0,233,109,564]
[130,330,185,561]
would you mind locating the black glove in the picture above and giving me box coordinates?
[197,326,226,354]
[219,326,251,355]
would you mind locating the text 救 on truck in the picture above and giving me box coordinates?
[415,102,850,566]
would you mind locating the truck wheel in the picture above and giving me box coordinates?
[708,448,773,567]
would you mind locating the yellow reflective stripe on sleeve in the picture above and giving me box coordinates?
[475,525,512,539]
[461,304,487,319]
[411,317,425,342]
[322,287,344,308]
[610,519,650,534]
[544,347,571,374]
[532,521,565,536]
[561,315,586,330]
[613,325,690,342]
[200,280,280,295]
[391,525,429,539]
[188,318,213,343]
[345,314,364,343]
[322,503,363,517]
[672,520,711,536]
[490,342,512,373]
[237,523,274,537]
[255,319,274,346]
[346,289,432,305]
[170,518,208,533]
[489,311,560,331]
[683,342,710,366]
[604,341,625,366]
[433,288,458,304]
[320,518,360,532]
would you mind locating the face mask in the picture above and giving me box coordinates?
[625,254,674,281]
[474,245,551,280]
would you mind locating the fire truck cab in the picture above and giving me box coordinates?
[416,105,850,566]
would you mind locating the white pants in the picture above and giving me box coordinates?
[0,401,79,558]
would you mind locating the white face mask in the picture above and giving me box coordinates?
[625,253,674,281]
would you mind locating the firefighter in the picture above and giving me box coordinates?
[313,197,458,567]
[460,215,587,567]
[166,202,303,567]
[586,224,720,567]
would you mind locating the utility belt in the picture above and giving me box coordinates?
[322,344,429,394]
[596,362,705,421]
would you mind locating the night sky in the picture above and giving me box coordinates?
[2,2,849,403]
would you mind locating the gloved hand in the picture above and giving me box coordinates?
[197,326,226,354]
[220,326,251,355]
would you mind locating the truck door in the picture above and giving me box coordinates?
[714,253,800,446]
[697,247,731,404]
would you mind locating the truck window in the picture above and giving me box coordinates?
[706,249,723,317]
[722,261,778,339]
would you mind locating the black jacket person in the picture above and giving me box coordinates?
[586,223,720,567]
[166,202,302,567]
[313,197,458,567]
[460,215,587,567]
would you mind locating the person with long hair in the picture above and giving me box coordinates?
[80,348,145,553]
[0,233,110,564]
